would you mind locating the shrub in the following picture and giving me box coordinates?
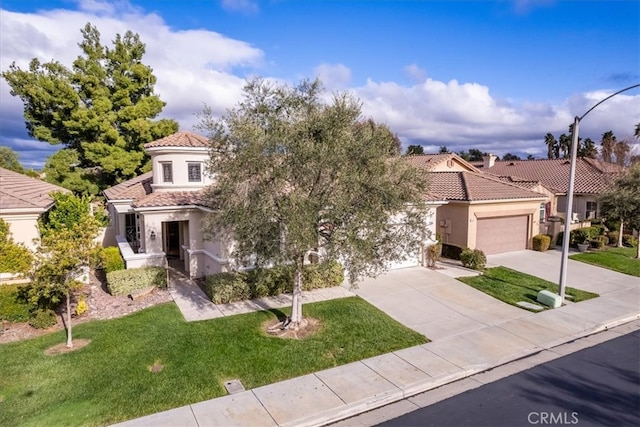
[623,234,638,247]
[0,285,31,322]
[101,246,125,273]
[75,299,89,316]
[204,272,250,304]
[460,248,486,271]
[204,261,345,304]
[442,243,465,260]
[106,267,166,296]
[532,234,551,252]
[29,309,57,329]
[590,235,607,249]
[302,260,344,290]
[0,219,33,275]
[426,243,442,267]
[572,228,591,245]
[607,231,619,245]
[247,265,291,297]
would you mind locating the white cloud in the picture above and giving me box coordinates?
[220,0,259,14]
[353,78,639,157]
[1,1,638,166]
[313,63,352,90]
[403,64,426,83]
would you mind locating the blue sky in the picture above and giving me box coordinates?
[1,0,639,168]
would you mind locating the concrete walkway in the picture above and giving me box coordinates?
[168,267,354,322]
[114,253,639,427]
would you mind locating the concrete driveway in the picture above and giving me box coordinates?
[487,249,639,296]
[352,266,528,341]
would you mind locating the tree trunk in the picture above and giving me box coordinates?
[618,221,624,248]
[288,257,305,330]
[636,230,640,259]
[66,291,73,348]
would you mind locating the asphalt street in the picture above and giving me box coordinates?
[379,330,640,427]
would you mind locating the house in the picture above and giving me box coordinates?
[0,167,70,251]
[104,131,448,276]
[405,154,549,254]
[103,131,228,278]
[480,155,626,222]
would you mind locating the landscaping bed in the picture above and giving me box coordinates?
[458,266,599,311]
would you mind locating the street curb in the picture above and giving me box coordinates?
[296,315,640,427]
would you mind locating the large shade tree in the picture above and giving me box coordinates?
[599,162,640,258]
[2,23,178,194]
[200,78,432,330]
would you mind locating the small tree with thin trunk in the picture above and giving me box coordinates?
[31,193,101,347]
[599,163,640,258]
[199,78,432,330]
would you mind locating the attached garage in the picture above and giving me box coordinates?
[387,251,421,270]
[476,215,529,255]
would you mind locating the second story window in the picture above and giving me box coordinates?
[188,163,202,182]
[162,162,173,183]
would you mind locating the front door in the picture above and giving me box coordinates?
[164,221,181,257]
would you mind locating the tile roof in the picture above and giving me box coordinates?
[144,131,209,149]
[428,172,545,202]
[103,172,206,209]
[403,153,480,172]
[133,191,206,208]
[103,172,153,201]
[485,158,625,194]
[0,167,69,211]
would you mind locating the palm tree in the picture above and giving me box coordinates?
[613,140,630,166]
[601,131,616,163]
[559,133,571,159]
[544,133,557,159]
[635,123,640,139]
[578,138,598,158]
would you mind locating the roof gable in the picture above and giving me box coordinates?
[404,153,481,172]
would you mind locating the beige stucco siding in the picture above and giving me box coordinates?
[435,204,469,247]
[2,214,40,250]
[149,150,212,192]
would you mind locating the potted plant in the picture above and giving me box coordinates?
[573,229,590,252]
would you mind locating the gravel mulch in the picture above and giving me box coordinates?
[0,270,174,345]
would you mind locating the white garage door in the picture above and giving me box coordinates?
[388,253,420,270]
[476,216,528,255]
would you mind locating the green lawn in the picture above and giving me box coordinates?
[0,297,425,427]
[458,267,599,311]
[570,246,640,277]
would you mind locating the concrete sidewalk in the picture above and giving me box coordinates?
[114,255,639,427]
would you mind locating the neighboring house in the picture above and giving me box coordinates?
[0,167,70,250]
[104,131,447,276]
[480,155,626,223]
[406,154,548,254]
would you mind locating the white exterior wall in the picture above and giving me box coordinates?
[148,148,212,192]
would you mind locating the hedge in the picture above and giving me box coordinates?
[106,267,167,297]
[203,261,345,304]
[0,284,31,322]
[101,246,125,273]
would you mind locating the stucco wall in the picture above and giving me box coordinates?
[149,149,212,192]
[436,199,543,250]
[557,194,598,221]
[2,214,40,250]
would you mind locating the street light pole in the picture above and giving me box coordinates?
[557,83,640,302]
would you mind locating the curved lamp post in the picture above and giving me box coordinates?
[558,83,640,301]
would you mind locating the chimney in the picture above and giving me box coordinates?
[482,154,497,169]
